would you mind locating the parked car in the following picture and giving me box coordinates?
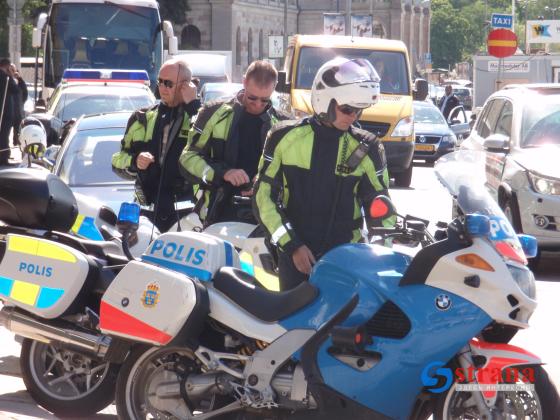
[51,111,135,212]
[30,69,156,145]
[452,86,473,110]
[412,100,458,163]
[461,84,560,266]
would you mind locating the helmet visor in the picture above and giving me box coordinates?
[322,58,380,87]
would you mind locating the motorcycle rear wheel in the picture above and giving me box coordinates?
[434,364,560,420]
[20,338,118,417]
[116,345,240,420]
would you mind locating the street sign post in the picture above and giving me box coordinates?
[491,13,513,29]
[487,29,518,58]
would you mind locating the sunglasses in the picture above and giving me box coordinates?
[246,94,271,104]
[157,78,186,89]
[337,105,362,116]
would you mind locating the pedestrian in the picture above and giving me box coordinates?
[0,58,18,165]
[253,57,394,290]
[9,63,28,147]
[180,60,287,226]
[438,84,460,120]
[112,57,200,231]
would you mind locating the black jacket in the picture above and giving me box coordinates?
[0,70,18,128]
[438,94,460,119]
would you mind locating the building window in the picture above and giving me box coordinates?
[181,25,201,50]
[236,27,241,65]
[248,28,253,64]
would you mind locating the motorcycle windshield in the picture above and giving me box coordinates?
[435,150,526,264]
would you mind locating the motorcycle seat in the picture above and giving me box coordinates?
[213,267,318,322]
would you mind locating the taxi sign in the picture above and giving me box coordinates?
[491,13,513,30]
[62,69,150,85]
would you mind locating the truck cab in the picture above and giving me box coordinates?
[276,35,415,187]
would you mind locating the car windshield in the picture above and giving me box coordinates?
[54,91,153,121]
[58,127,130,187]
[521,96,560,148]
[413,104,446,124]
[295,47,410,95]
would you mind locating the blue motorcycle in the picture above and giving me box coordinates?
[101,151,559,419]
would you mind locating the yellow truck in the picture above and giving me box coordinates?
[276,35,415,187]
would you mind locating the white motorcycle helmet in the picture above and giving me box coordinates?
[20,117,47,159]
[311,57,380,122]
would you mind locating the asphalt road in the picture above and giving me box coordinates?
[0,163,558,419]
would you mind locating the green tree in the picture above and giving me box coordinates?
[430,0,471,68]
[158,0,188,24]
[0,0,10,57]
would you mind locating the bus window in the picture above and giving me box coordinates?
[44,3,162,88]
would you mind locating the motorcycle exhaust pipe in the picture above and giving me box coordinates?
[0,306,110,359]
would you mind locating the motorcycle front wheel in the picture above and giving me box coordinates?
[434,364,560,420]
[20,338,118,417]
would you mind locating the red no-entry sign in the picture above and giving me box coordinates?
[487,29,518,58]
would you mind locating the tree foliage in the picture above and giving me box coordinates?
[431,0,560,69]
[158,0,189,25]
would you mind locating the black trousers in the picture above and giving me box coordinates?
[278,250,309,290]
[0,121,11,164]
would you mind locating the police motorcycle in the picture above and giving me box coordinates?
[103,149,558,419]
[0,168,134,416]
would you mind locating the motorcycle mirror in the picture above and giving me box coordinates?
[369,195,396,219]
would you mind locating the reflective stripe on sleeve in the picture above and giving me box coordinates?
[271,224,290,244]
[202,166,211,184]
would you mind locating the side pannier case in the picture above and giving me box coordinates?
[99,261,209,346]
[141,231,240,281]
[0,234,91,318]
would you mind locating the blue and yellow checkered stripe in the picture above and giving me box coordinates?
[0,236,75,308]
[239,251,279,291]
[0,276,64,308]
[71,215,104,241]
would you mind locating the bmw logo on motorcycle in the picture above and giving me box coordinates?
[435,294,452,311]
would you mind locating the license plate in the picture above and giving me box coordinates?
[415,144,435,152]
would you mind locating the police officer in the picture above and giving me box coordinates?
[180,60,286,226]
[112,58,200,231]
[253,57,394,290]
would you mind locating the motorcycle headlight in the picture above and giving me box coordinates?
[391,116,414,137]
[508,264,536,299]
[528,172,560,195]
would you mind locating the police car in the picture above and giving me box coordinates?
[30,69,156,145]
[461,84,560,267]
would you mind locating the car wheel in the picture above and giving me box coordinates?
[393,164,413,188]
[502,195,523,232]
[502,195,540,269]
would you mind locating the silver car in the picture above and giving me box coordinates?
[52,112,135,213]
[461,84,560,266]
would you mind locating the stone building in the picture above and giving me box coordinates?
[180,0,431,81]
